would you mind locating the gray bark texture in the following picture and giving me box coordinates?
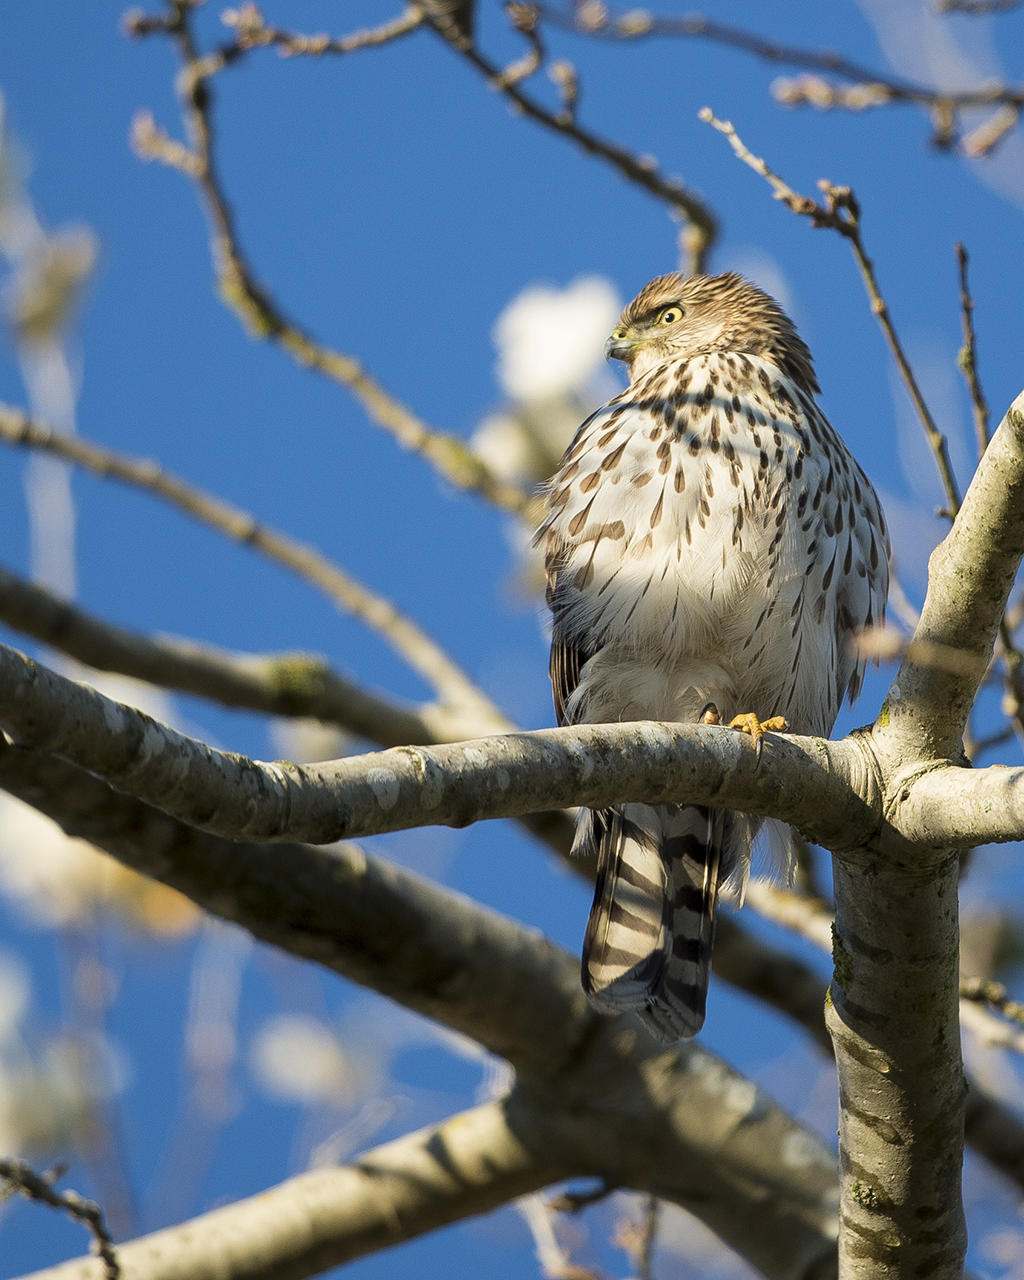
[0,736,841,1280]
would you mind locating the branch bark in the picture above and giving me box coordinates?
[15,1099,567,1280]
[0,735,841,1280]
[883,392,1024,760]
[0,561,578,857]
[0,637,884,845]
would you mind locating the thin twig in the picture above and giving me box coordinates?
[495,3,545,88]
[956,243,991,459]
[542,3,1024,150]
[0,404,505,723]
[638,1194,659,1280]
[961,976,1024,1027]
[0,1158,120,1279]
[126,3,534,520]
[219,2,425,56]
[444,29,717,272]
[699,109,962,519]
[961,104,1021,157]
[612,1194,659,1280]
[202,0,719,271]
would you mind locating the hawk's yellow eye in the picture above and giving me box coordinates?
[658,307,683,325]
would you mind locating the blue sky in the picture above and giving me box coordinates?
[0,1,1023,1276]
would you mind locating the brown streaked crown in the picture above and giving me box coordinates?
[617,271,820,396]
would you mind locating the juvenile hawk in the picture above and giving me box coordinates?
[537,272,889,1042]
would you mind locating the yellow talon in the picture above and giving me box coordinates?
[728,712,789,761]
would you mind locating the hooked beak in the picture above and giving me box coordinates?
[604,332,636,363]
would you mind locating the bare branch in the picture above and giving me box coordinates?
[961,975,1024,1027]
[214,0,719,271]
[15,1100,567,1280]
[743,880,833,951]
[125,4,533,518]
[495,3,545,87]
[0,735,842,1280]
[0,1159,119,1280]
[0,638,880,848]
[444,34,717,273]
[699,110,963,518]
[12,623,1024,853]
[541,2,1024,148]
[218,2,425,56]
[956,243,991,459]
[885,392,1024,758]
[0,561,440,744]
[0,404,505,725]
[962,103,1022,156]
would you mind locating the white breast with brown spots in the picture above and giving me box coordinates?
[540,351,888,739]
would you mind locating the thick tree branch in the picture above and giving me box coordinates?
[0,638,882,847]
[15,1098,567,1280]
[884,392,1024,759]
[0,404,506,727]
[0,560,578,856]
[0,736,841,1280]
[11,634,1024,852]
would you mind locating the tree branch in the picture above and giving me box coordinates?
[542,3,1024,150]
[0,735,842,1280]
[0,1160,119,1280]
[0,638,882,847]
[14,1099,567,1280]
[124,3,534,519]
[0,559,578,857]
[0,404,506,727]
[0,562,438,744]
[699,110,962,518]
[884,392,1024,759]
[211,2,718,271]
[218,2,426,56]
[433,20,717,272]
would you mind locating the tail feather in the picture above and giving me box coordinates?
[581,802,724,1042]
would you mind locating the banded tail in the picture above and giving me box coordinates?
[582,802,724,1042]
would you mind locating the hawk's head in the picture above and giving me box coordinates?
[605,271,819,395]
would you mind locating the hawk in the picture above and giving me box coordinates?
[537,272,889,1042]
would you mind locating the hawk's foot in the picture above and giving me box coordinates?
[728,712,789,763]
[699,702,721,725]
